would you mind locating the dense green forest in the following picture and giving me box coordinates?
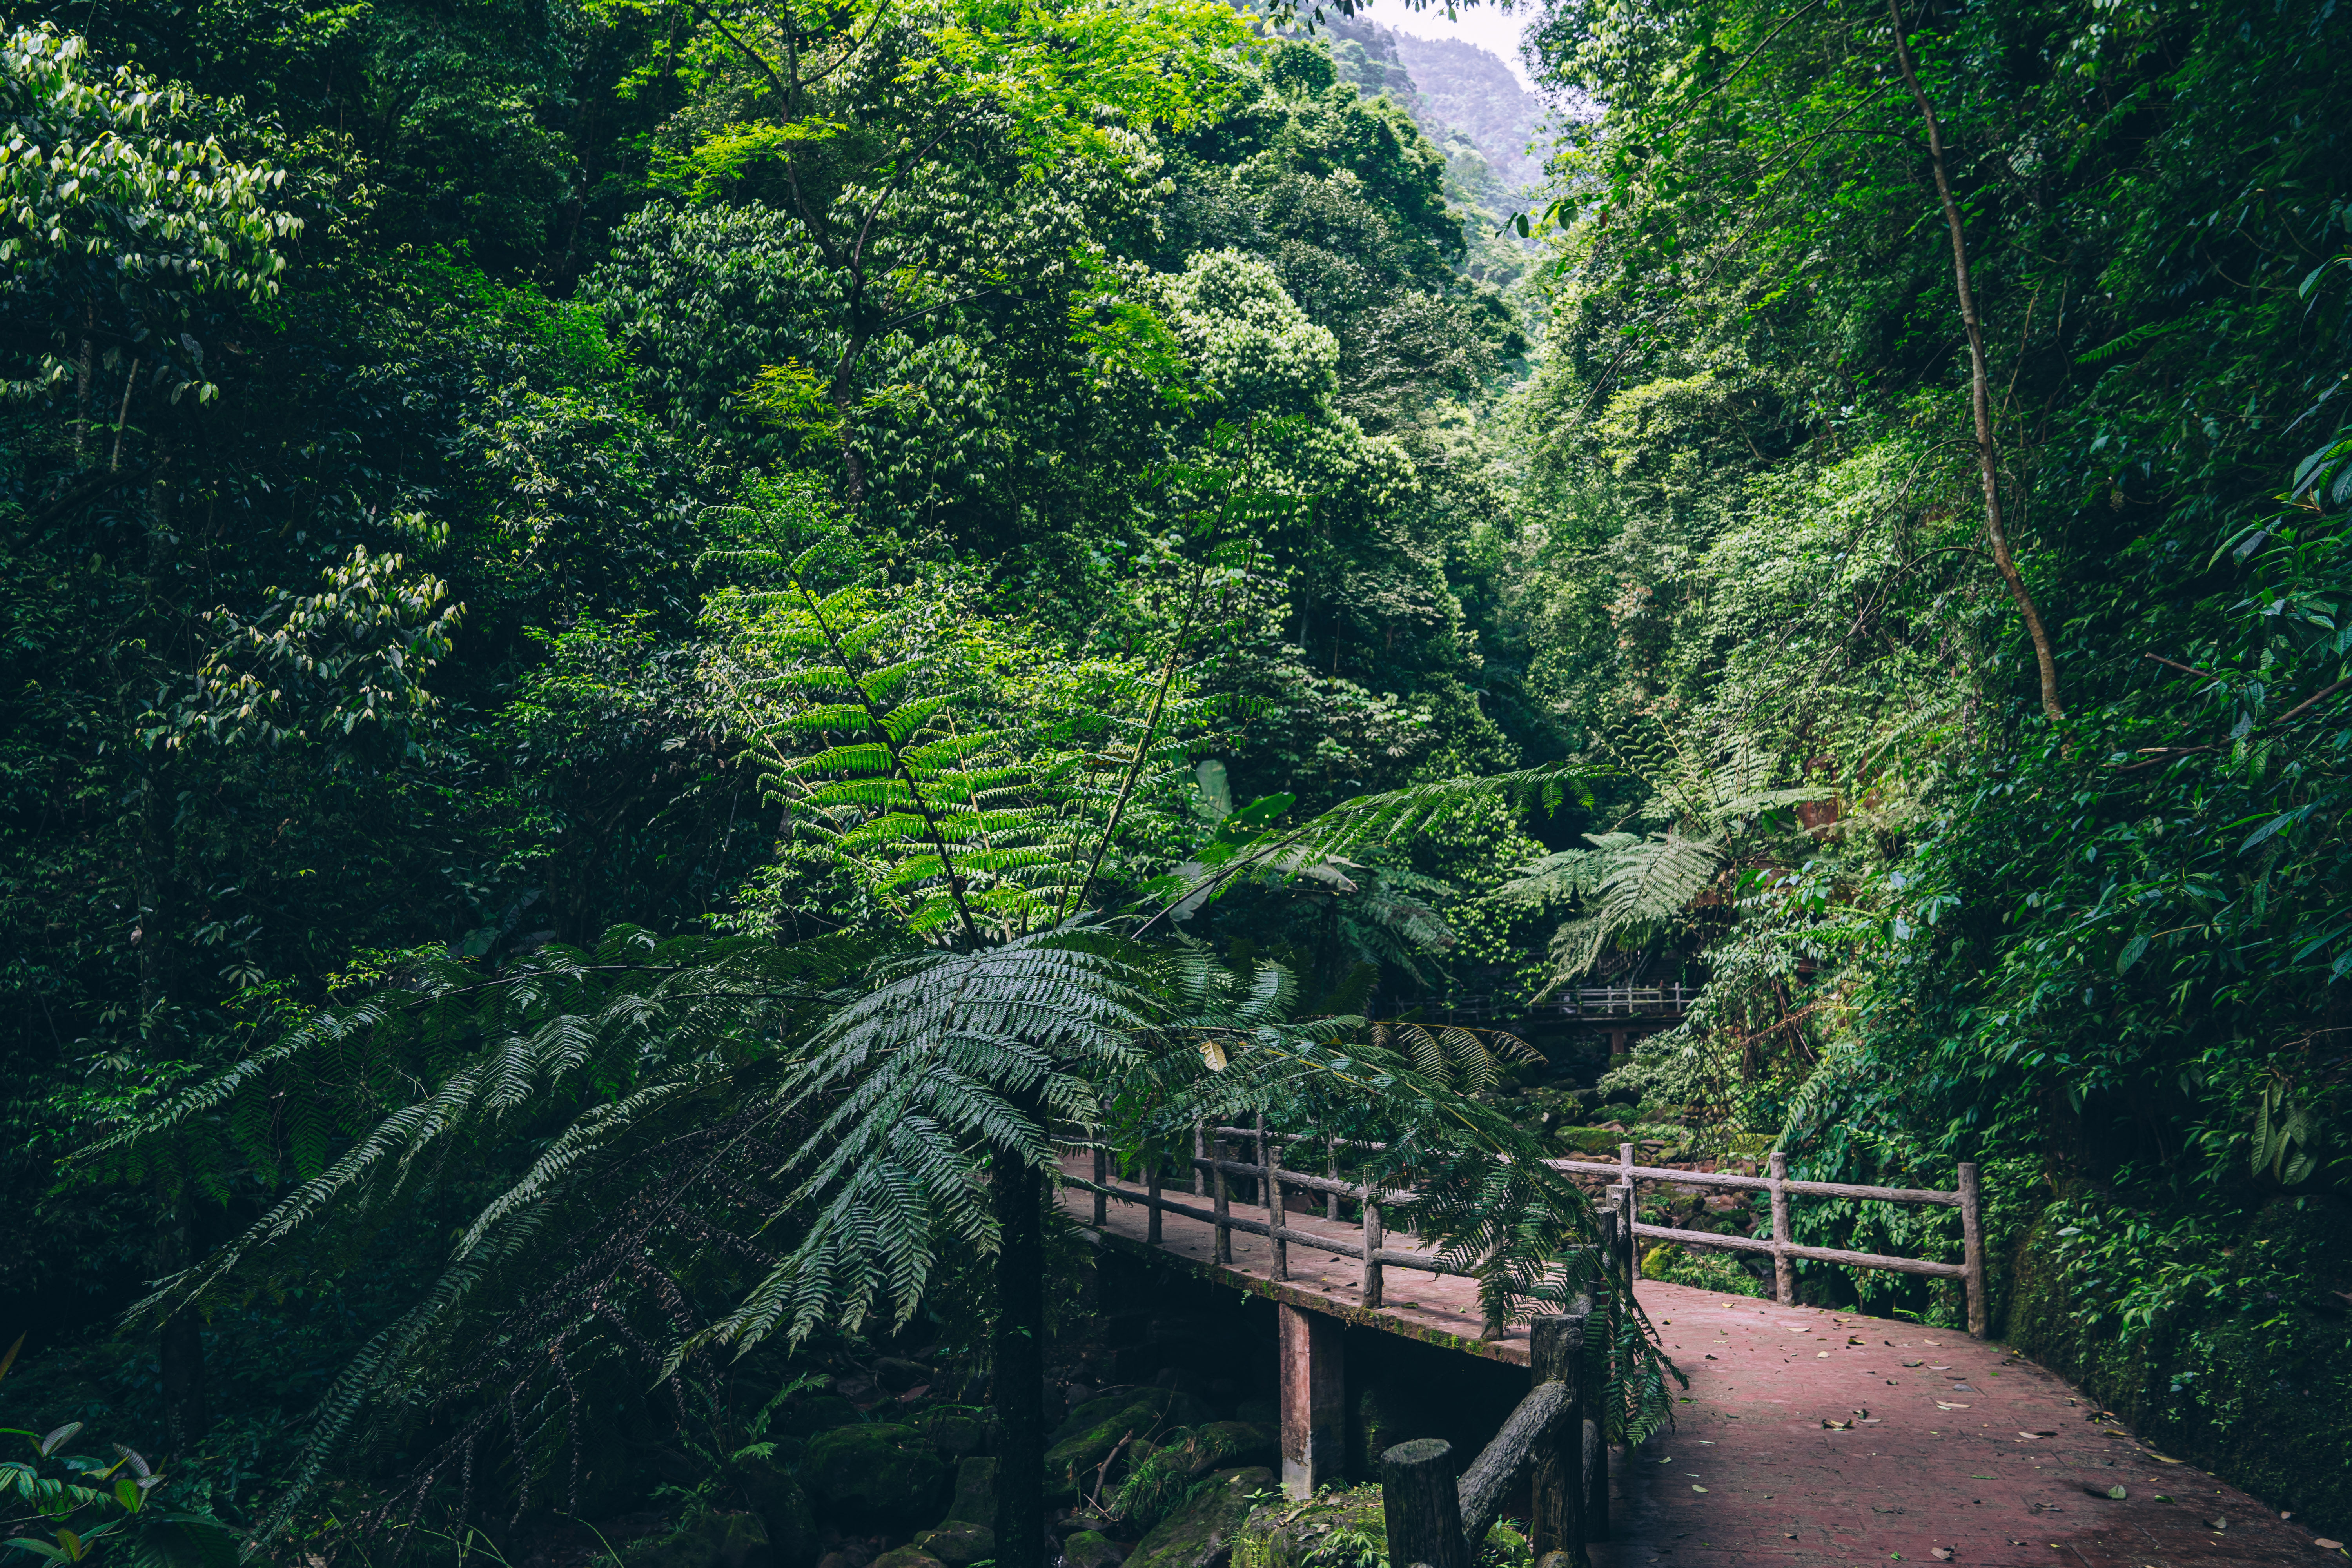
[3,0,2348,1559]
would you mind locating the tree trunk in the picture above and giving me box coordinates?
[137,451,207,1454]
[1888,0,2064,723]
[158,1201,207,1456]
[990,1149,1045,1568]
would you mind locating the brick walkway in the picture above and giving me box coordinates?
[1595,1282,2327,1568]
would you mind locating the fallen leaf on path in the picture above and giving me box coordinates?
[1817,1350,1831,1358]
[1692,1485,1708,1493]
[2205,1518,2228,1532]
[1930,1550,1954,1561]
[2017,1430,2056,1439]
[2153,1495,2172,1503]
[1903,1360,1925,1367]
[1935,1402,1972,1410]
[2313,1538,2343,1550]
[2082,1484,2127,1500]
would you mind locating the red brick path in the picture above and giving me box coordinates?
[1593,1282,2327,1568]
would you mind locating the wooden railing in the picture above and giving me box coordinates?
[1071,1123,1988,1341]
[1554,1142,1989,1339]
[1413,984,1700,1021]
[1379,1310,1597,1568]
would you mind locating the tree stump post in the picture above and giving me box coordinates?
[1529,1314,1586,1564]
[1380,1439,1471,1568]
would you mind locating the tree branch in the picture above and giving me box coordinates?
[1889,0,2064,722]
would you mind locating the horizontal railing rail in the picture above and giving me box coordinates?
[1552,1143,1987,1337]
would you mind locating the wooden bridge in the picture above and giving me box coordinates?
[1039,1127,2326,1564]
[1073,1128,2333,1568]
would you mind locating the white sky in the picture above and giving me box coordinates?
[1362,1,1539,90]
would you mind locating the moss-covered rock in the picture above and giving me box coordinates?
[909,1521,993,1566]
[801,1423,950,1527]
[1051,1388,1212,1445]
[1234,1486,1383,1568]
[728,1455,818,1568]
[866,1549,943,1568]
[776,1395,864,1439]
[1112,1424,1277,1532]
[622,1510,778,1568]
[942,1456,996,1525]
[1125,1466,1273,1568]
[916,1409,985,1456]
[1047,1392,1206,1503]
[1063,1530,1126,1568]
[1232,1487,1531,1568]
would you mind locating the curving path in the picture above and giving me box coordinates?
[1600,1282,2325,1567]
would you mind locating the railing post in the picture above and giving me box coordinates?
[1479,1242,1505,1341]
[1529,1314,1585,1564]
[1958,1161,1987,1340]
[1326,1134,1341,1221]
[1146,1149,1163,1245]
[1769,1151,1795,1306]
[1615,1181,1638,1282]
[1362,1182,1385,1309]
[1253,1111,1268,1205]
[1213,1136,1233,1264]
[1379,1439,1471,1568]
[1092,1134,1107,1228]
[1266,1133,1288,1281]
[1192,1119,1206,1194]
[1586,1213,1614,1543]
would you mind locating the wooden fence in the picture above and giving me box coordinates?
[1552,1143,1988,1338]
[1071,1122,1988,1340]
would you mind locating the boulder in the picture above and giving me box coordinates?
[942,1456,996,1525]
[874,1357,933,1394]
[623,1510,779,1568]
[801,1425,950,1528]
[1045,1401,1155,1502]
[1230,1398,1276,1428]
[908,1522,993,1566]
[866,1550,943,1568]
[1063,1531,1126,1568]
[1113,1425,1277,1534]
[777,1396,865,1439]
[916,1410,985,1457]
[1232,1486,1382,1568]
[1230,1491,1530,1568]
[729,1455,819,1568]
[1125,1467,1274,1568]
[1051,1388,1210,1445]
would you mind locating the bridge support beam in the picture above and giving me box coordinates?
[1278,1302,1345,1499]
